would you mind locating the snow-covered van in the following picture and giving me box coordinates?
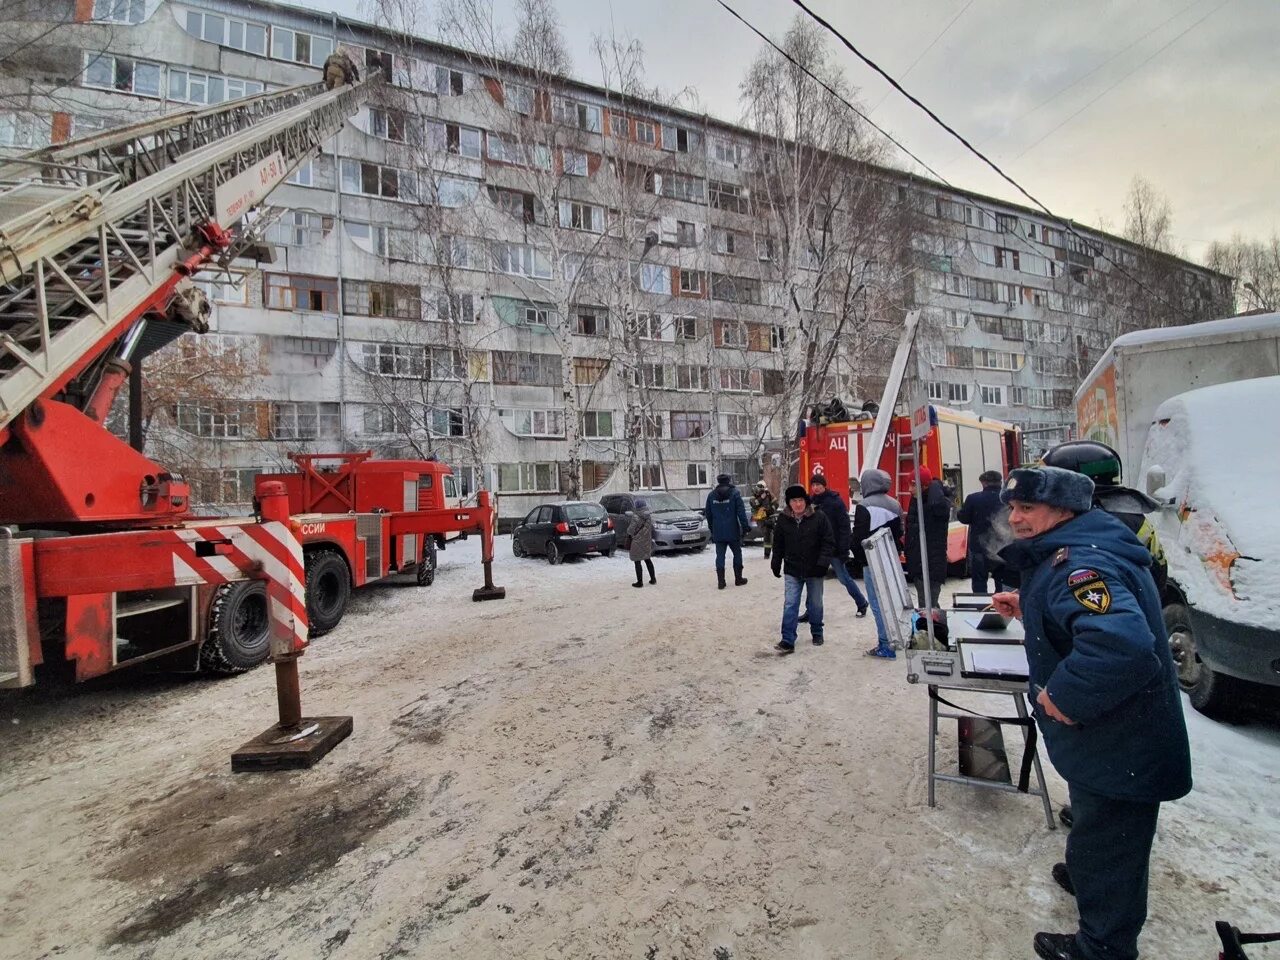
[1139,377,1280,717]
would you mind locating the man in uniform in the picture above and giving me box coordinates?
[750,481,779,559]
[322,50,360,90]
[991,466,1191,960]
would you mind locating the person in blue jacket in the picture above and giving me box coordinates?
[990,466,1191,960]
[705,473,751,589]
[957,469,1007,594]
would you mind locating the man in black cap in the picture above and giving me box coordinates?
[770,484,834,654]
[705,472,751,590]
[808,473,869,618]
[957,469,1007,594]
[990,466,1191,960]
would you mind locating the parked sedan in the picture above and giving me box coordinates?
[601,492,709,552]
[512,501,617,565]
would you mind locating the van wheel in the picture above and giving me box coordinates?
[416,537,438,586]
[201,581,270,673]
[306,549,351,638]
[1165,603,1241,720]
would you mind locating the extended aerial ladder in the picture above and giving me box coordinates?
[0,73,378,769]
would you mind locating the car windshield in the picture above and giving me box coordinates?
[564,503,605,521]
[640,493,688,512]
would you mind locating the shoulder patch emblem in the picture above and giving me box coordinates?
[1051,547,1070,567]
[1073,580,1112,614]
[1067,568,1102,587]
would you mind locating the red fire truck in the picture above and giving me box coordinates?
[798,406,1021,566]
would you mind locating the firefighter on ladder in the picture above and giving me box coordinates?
[323,50,360,89]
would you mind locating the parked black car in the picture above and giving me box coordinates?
[512,501,617,564]
[601,492,709,552]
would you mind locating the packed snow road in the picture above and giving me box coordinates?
[1,538,1277,959]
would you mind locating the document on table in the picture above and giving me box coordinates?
[961,642,1029,678]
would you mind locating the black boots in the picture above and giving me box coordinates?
[632,580,643,588]
[717,570,726,590]
[1032,933,1080,960]
[734,571,748,586]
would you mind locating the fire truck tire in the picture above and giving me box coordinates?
[201,581,271,673]
[1165,602,1242,720]
[416,537,438,586]
[305,549,351,638]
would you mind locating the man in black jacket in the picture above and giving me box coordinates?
[957,469,1007,594]
[808,474,869,617]
[770,484,835,655]
[904,466,951,609]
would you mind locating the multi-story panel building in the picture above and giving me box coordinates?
[0,0,1233,519]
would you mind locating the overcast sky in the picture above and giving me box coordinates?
[307,0,1277,260]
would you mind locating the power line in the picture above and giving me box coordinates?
[868,0,973,115]
[1010,0,1232,161]
[782,0,1206,323]
[712,0,950,184]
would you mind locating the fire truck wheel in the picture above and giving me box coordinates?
[1165,602,1242,720]
[416,537,438,586]
[306,549,351,638]
[201,581,271,673]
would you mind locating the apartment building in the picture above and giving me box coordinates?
[0,0,1233,519]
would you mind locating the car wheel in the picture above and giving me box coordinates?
[1165,602,1242,720]
[546,541,562,565]
[512,535,526,558]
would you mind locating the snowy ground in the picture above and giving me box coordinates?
[0,536,1277,960]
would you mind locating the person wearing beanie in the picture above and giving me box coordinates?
[990,466,1191,960]
[806,473,870,620]
[851,468,905,659]
[904,465,951,610]
[705,472,751,589]
[769,483,834,654]
[957,469,1009,595]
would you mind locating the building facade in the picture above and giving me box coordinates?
[0,0,1234,520]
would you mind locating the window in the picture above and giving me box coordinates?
[359,342,426,378]
[562,150,588,176]
[1028,388,1055,409]
[926,381,970,405]
[433,66,465,96]
[996,214,1018,234]
[553,98,601,133]
[1010,386,1028,405]
[504,82,534,115]
[433,177,479,209]
[339,159,418,200]
[711,138,743,166]
[93,0,144,23]
[710,274,761,305]
[635,120,656,145]
[191,277,247,304]
[943,309,968,329]
[943,346,973,368]
[974,349,1024,371]
[286,161,313,187]
[679,270,702,294]
[175,400,256,439]
[429,347,466,381]
[661,124,700,154]
[709,180,749,214]
[675,364,709,391]
[719,368,761,393]
[486,134,551,169]
[722,459,759,487]
[559,200,603,232]
[369,107,421,145]
[426,121,483,159]
[343,281,422,320]
[609,113,629,137]
[770,326,785,351]
[575,309,605,336]
[635,263,671,295]
[493,351,559,387]
[582,410,613,439]
[676,220,698,246]
[82,54,162,97]
[573,358,608,385]
[674,316,700,342]
[491,242,552,279]
[435,292,476,324]
[979,385,1006,406]
[271,401,340,440]
[649,171,705,203]
[422,408,464,439]
[265,210,331,247]
[497,463,558,493]
[722,413,754,437]
[716,320,747,349]
[757,237,775,261]
[995,247,1021,271]
[634,313,668,342]
[168,69,265,105]
[501,408,565,438]
[638,463,663,489]
[0,113,52,150]
[520,304,549,327]
[271,27,332,67]
[362,406,409,435]
[183,11,268,54]
[687,463,710,487]
[491,187,544,225]
[671,411,711,440]
[265,274,338,312]
[713,230,737,256]
[637,363,669,390]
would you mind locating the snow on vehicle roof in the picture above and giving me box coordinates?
[1112,311,1280,349]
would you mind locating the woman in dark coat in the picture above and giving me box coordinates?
[904,466,951,609]
[627,498,656,588]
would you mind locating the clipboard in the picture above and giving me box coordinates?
[959,641,1029,682]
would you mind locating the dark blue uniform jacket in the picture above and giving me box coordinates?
[705,483,751,543]
[1000,509,1192,803]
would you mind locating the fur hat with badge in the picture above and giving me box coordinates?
[999,465,1094,513]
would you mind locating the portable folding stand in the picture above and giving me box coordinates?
[861,528,1056,830]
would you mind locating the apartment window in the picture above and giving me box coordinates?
[486,134,551,170]
[675,364,709,391]
[582,410,614,439]
[769,326,785,351]
[0,113,52,150]
[505,83,534,115]
[757,237,775,261]
[497,463,558,493]
[573,358,608,385]
[93,0,144,23]
[927,381,970,405]
[648,171,705,203]
[716,320,747,349]
[635,120,656,145]
[563,150,589,177]
[553,98,602,133]
[286,161,313,186]
[670,411,711,440]
[339,159,418,200]
[661,124,699,154]
[343,281,422,320]
[711,139,743,166]
[520,304,549,327]
[191,278,247,305]
[674,220,698,247]
[719,368,760,393]
[435,292,476,324]
[637,363,669,390]
[944,310,968,329]
[182,11,268,54]
[722,413,754,437]
[995,247,1021,271]
[271,27,332,67]
[709,180,749,214]
[493,351,559,387]
[434,66,465,96]
[271,401,340,440]
[491,187,544,225]
[687,463,710,487]
[996,214,1018,234]
[559,200,603,232]
[575,309,606,336]
[423,408,464,438]
[609,114,629,137]
[679,270,702,294]
[428,347,466,381]
[501,408,565,438]
[1028,388,1055,409]
[369,107,421,145]
[168,69,265,105]
[710,274,761,305]
[943,346,973,368]
[635,263,671,295]
[359,342,426,378]
[266,210,331,248]
[82,54,162,97]
[1010,386,1028,405]
[979,385,1006,406]
[723,459,759,487]
[638,464,664,489]
[674,316,700,342]
[713,230,737,256]
[265,273,337,312]
[175,400,255,439]
[635,313,667,342]
[425,121,482,159]
[491,242,552,279]
[362,406,408,434]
